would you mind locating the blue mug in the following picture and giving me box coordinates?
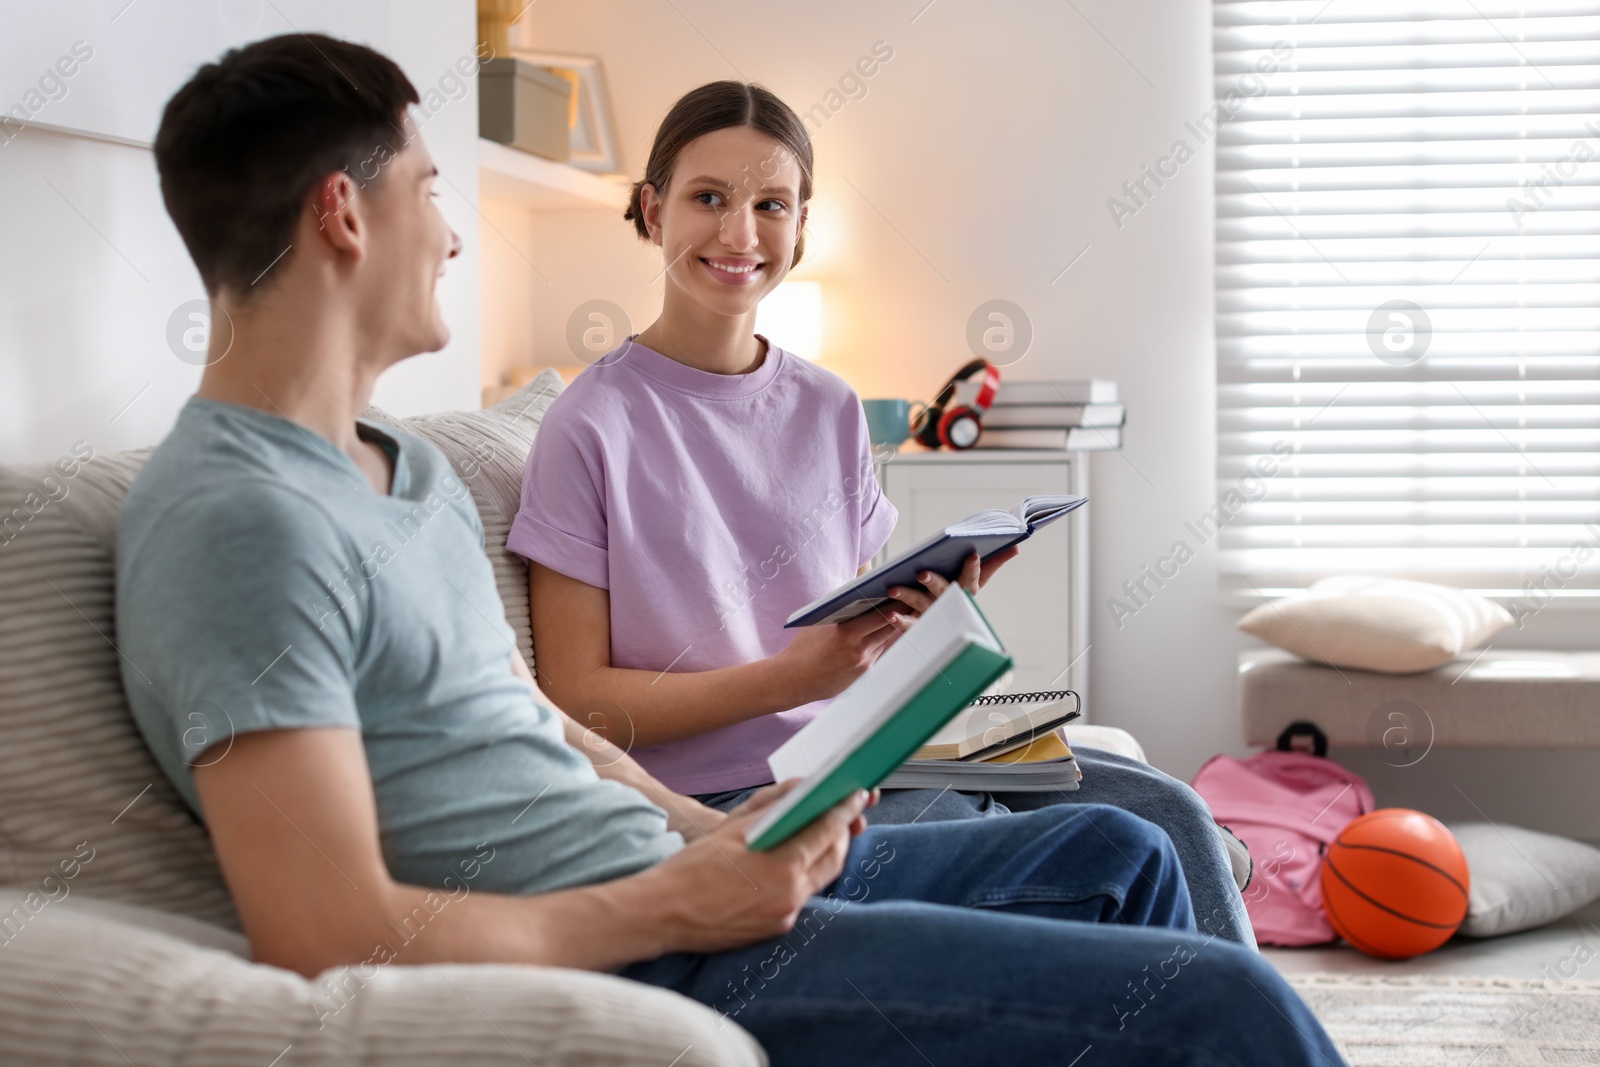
[862,398,928,447]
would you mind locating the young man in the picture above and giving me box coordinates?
[115,33,1344,1066]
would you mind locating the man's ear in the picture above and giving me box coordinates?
[639,181,664,247]
[309,170,365,260]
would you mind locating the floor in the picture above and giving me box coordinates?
[1262,899,1600,982]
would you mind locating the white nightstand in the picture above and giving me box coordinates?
[875,447,1091,711]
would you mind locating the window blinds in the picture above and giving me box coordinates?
[1213,1,1600,606]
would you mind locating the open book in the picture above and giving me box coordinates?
[745,586,1013,851]
[784,494,1088,628]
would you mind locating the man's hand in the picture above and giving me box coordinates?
[195,729,876,976]
[886,546,1019,617]
[774,607,908,705]
[634,781,874,955]
[663,782,880,845]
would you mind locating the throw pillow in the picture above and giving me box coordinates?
[1449,822,1600,938]
[1236,576,1512,674]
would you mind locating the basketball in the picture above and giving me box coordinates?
[1320,808,1470,959]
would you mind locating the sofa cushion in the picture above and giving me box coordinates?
[1060,724,1148,763]
[0,373,562,925]
[362,368,564,669]
[0,889,766,1067]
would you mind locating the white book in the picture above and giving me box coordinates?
[957,378,1119,406]
[768,587,1002,781]
[972,427,1123,451]
[984,404,1126,430]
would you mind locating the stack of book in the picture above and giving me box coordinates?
[746,587,1083,849]
[954,377,1124,451]
[879,689,1083,791]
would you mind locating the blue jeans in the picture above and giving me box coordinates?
[619,807,1341,1066]
[698,746,1256,949]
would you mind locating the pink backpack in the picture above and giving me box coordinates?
[1192,723,1375,946]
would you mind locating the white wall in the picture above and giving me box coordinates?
[377,0,482,415]
[495,0,1234,772]
[0,0,481,467]
[497,0,1600,837]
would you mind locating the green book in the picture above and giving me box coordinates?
[745,586,1013,851]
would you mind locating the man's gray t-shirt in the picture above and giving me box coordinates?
[116,397,682,895]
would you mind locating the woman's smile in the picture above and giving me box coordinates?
[700,256,765,286]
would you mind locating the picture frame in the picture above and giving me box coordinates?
[507,51,620,174]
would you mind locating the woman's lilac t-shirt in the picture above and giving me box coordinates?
[506,337,898,794]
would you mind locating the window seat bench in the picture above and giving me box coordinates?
[1238,648,1600,750]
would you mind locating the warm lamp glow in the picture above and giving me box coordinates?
[756,281,823,361]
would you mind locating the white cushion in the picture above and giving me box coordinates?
[1060,724,1148,763]
[1448,822,1600,938]
[0,889,765,1066]
[1236,576,1512,674]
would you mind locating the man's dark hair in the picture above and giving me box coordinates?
[154,34,420,297]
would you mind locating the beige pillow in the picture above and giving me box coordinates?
[0,889,766,1067]
[1237,576,1512,674]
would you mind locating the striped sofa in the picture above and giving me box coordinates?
[0,370,764,1066]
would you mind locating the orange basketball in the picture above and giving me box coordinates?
[1320,808,1470,960]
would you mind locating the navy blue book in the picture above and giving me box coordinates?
[784,494,1088,628]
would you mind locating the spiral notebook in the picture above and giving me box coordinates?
[910,690,1081,762]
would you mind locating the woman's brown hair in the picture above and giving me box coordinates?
[623,81,814,269]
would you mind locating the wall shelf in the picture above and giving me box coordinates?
[477,138,629,211]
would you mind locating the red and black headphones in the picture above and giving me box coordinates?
[913,359,1001,450]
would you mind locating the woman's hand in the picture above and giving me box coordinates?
[886,545,1020,616]
[774,607,909,705]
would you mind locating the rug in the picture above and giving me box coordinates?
[1290,972,1600,1066]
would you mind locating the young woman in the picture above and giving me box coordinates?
[508,81,1253,945]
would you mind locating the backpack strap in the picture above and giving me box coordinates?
[1276,721,1328,758]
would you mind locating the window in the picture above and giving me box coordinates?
[1213,1,1600,608]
